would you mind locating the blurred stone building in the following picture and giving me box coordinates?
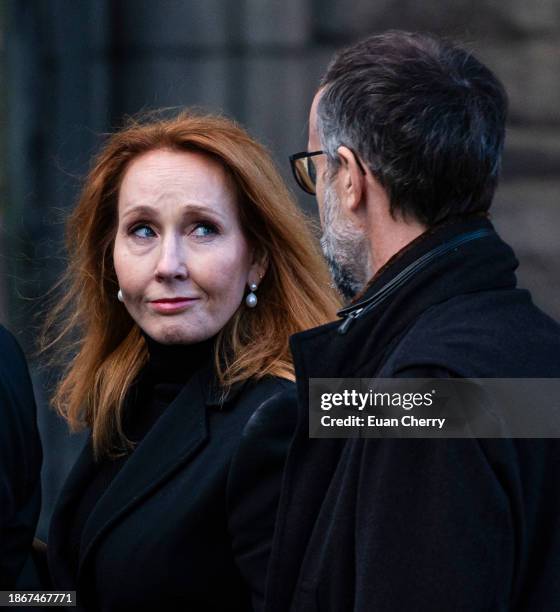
[1,0,559,536]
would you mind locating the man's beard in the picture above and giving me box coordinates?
[320,181,369,302]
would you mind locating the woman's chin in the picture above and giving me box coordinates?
[144,323,212,346]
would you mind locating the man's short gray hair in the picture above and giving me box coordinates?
[316,30,508,225]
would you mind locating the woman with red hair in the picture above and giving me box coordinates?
[44,111,338,610]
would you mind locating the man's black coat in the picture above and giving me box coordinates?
[265,216,560,611]
[48,368,296,611]
[0,325,42,588]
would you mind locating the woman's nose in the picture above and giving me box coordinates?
[154,236,188,281]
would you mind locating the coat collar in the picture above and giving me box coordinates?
[289,216,518,407]
[48,364,244,589]
[336,222,495,330]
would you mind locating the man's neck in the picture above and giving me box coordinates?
[367,210,427,277]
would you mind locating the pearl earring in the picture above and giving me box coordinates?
[245,282,258,308]
[117,289,124,302]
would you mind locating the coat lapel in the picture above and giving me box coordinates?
[47,437,97,588]
[77,367,209,579]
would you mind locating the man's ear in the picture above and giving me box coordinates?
[335,145,366,217]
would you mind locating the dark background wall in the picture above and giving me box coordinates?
[1,0,559,538]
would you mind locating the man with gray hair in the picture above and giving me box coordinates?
[265,31,560,610]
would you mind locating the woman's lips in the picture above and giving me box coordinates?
[149,297,198,314]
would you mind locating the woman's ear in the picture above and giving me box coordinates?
[248,250,269,287]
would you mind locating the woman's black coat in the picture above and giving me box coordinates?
[47,366,296,611]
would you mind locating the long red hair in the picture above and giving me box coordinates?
[43,111,339,457]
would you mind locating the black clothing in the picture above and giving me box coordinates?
[265,217,560,611]
[0,325,42,588]
[48,338,296,611]
[65,337,214,582]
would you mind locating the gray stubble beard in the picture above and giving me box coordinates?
[319,179,370,302]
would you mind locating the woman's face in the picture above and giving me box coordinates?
[113,148,261,345]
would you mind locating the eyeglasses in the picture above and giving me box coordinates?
[289,150,325,196]
[289,149,367,196]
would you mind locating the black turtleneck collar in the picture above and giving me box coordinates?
[119,333,217,440]
[142,333,216,385]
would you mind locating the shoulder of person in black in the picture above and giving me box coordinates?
[48,333,296,612]
[266,217,560,612]
[0,325,42,589]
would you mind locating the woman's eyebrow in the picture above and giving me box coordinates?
[120,204,158,220]
[120,203,226,221]
[180,204,227,221]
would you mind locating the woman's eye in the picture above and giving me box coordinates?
[131,225,156,239]
[192,223,217,238]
